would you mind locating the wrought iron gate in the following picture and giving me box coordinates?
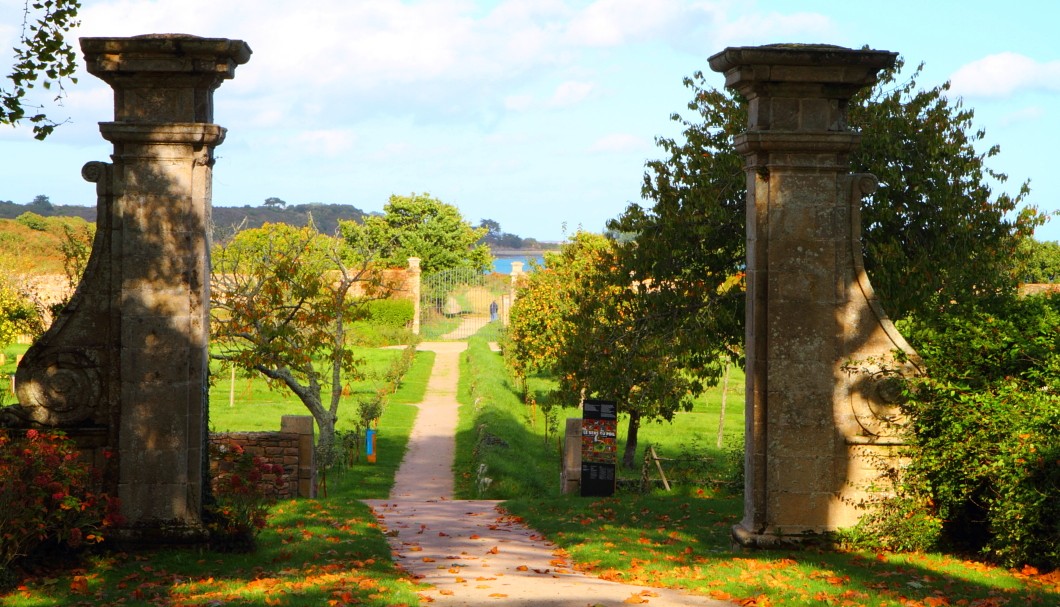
[419,268,508,340]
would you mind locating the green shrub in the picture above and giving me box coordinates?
[890,294,1060,568]
[15,212,48,231]
[364,298,414,328]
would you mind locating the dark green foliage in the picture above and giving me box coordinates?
[848,60,1040,319]
[1017,239,1060,284]
[2,0,81,139]
[607,79,746,380]
[892,295,1060,568]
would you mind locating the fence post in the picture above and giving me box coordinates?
[561,418,582,494]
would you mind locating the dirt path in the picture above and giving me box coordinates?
[439,315,492,341]
[364,343,733,607]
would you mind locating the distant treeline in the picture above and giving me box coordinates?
[0,198,370,237]
[0,198,554,251]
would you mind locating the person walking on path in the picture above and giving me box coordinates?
[364,342,733,607]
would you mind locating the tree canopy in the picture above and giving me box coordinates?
[210,221,399,460]
[506,232,701,467]
[361,193,491,274]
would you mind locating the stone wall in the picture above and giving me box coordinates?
[208,415,316,499]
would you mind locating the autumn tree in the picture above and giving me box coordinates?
[506,232,700,467]
[363,193,491,274]
[210,222,397,461]
[2,0,81,139]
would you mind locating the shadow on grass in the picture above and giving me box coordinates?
[503,493,1058,607]
[2,494,424,607]
[453,336,562,500]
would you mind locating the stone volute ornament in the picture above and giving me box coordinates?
[708,44,923,546]
[7,34,251,544]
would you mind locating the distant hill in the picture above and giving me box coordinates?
[0,200,372,236]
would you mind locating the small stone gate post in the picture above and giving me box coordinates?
[709,45,921,545]
[408,257,421,335]
[13,35,250,543]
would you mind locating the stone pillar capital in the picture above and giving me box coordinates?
[81,35,251,123]
[709,45,896,135]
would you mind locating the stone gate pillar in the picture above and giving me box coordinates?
[13,35,251,543]
[506,261,524,327]
[408,257,421,335]
[708,45,921,545]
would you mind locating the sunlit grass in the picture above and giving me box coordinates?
[504,492,1060,607]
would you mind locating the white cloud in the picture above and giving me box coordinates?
[295,129,357,156]
[548,81,597,107]
[949,52,1060,98]
[503,94,535,112]
[588,132,648,153]
[565,0,687,47]
[999,105,1045,127]
[712,11,835,49]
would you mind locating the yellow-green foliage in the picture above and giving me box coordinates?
[0,216,94,276]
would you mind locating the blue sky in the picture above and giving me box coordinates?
[1,0,1058,242]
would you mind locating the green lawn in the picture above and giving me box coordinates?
[2,345,433,606]
[457,335,1058,607]
[5,334,1057,607]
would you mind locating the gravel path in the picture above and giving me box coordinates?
[363,342,733,606]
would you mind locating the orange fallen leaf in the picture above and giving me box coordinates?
[489,593,508,598]
[69,576,88,594]
[439,589,454,595]
[487,546,499,554]
[516,565,529,571]
[469,534,481,540]
[422,557,435,562]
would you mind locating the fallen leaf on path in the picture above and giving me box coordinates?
[487,546,499,554]
[439,589,454,595]
[516,565,529,571]
[489,593,508,598]
[623,594,648,604]
[422,557,435,562]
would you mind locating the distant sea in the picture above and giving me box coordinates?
[492,253,545,274]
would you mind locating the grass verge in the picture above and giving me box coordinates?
[504,492,1059,606]
[454,336,559,498]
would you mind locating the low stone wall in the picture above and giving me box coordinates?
[209,415,316,499]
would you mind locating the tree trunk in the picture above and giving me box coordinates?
[622,410,641,469]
